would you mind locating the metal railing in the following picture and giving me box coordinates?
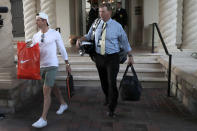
[152,23,172,97]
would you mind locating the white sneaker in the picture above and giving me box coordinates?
[32,117,47,128]
[56,104,68,115]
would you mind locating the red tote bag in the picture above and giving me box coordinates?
[17,41,41,80]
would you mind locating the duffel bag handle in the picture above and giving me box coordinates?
[122,65,130,78]
[131,65,139,81]
[123,65,139,81]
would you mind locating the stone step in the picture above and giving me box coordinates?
[58,66,165,72]
[57,67,165,78]
[56,53,166,88]
[0,79,25,90]
[66,55,159,60]
[0,68,17,79]
[57,72,165,78]
[60,57,159,63]
[55,75,167,88]
[57,81,168,89]
[55,76,167,88]
[59,60,159,65]
[0,68,15,73]
[59,53,159,63]
[14,52,160,63]
[56,75,167,82]
[0,76,13,79]
[63,63,163,69]
[59,53,159,61]
[64,53,164,57]
[13,37,25,43]
[14,55,161,67]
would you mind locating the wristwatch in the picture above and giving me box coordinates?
[128,54,133,57]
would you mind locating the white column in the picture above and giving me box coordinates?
[158,0,180,51]
[0,0,15,68]
[56,0,70,46]
[82,0,86,35]
[75,0,80,36]
[176,0,183,48]
[182,0,197,49]
[40,0,57,29]
[22,0,37,40]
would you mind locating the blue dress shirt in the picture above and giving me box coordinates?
[85,18,131,54]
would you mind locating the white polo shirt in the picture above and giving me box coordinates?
[32,29,68,68]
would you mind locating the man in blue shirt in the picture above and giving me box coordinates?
[77,3,134,117]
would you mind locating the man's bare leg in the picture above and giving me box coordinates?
[41,85,52,120]
[53,86,66,105]
[53,86,68,115]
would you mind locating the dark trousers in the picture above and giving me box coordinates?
[95,53,119,112]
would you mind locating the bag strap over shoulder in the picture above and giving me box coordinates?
[91,18,101,40]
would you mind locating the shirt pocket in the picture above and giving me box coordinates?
[106,30,118,41]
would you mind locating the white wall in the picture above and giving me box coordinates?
[176,0,183,47]
[56,0,70,47]
[143,0,159,47]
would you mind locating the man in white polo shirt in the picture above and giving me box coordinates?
[29,12,71,128]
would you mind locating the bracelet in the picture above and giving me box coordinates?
[128,54,133,57]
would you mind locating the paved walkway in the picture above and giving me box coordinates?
[0,86,197,131]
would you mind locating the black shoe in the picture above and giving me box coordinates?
[106,111,117,118]
[103,101,109,106]
[0,114,5,120]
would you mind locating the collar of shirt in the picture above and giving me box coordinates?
[101,18,112,26]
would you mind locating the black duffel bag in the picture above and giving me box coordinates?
[80,40,95,54]
[80,40,96,62]
[119,65,142,101]
[79,19,101,62]
[80,42,127,64]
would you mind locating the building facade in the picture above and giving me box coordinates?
[1,0,197,113]
[2,0,197,49]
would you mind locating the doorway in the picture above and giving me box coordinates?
[126,0,143,48]
[10,0,25,37]
[83,0,144,48]
[84,0,124,33]
[79,0,144,49]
